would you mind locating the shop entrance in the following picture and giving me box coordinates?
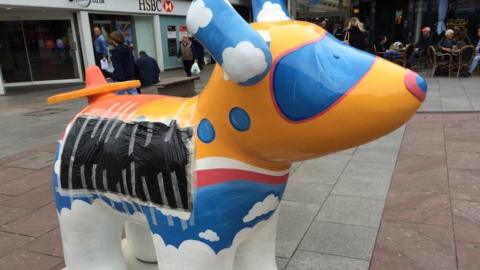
[0,17,82,86]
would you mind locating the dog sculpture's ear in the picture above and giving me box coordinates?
[252,0,290,22]
[186,0,272,86]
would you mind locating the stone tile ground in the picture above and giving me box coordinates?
[371,113,480,270]
[418,76,480,112]
[0,66,479,269]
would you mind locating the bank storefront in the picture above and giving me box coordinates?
[0,0,193,95]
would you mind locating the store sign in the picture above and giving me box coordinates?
[70,0,105,8]
[179,25,188,36]
[138,0,174,12]
[163,0,174,12]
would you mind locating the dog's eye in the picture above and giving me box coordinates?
[271,34,375,122]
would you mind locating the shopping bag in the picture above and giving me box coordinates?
[101,58,114,73]
[100,58,109,70]
[191,62,201,75]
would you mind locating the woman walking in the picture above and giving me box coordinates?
[344,17,368,51]
[107,31,138,95]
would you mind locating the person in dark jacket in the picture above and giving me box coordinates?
[410,27,434,67]
[107,31,137,95]
[135,51,160,87]
[439,29,458,53]
[374,35,388,54]
[191,37,205,70]
[333,23,345,40]
[345,17,368,51]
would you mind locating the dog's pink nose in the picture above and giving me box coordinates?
[404,71,427,102]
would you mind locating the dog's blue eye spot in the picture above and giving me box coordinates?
[198,119,215,143]
[229,107,251,132]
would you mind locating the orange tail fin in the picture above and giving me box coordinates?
[47,66,140,105]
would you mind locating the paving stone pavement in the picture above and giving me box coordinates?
[371,113,480,270]
[418,75,480,113]
[0,65,479,269]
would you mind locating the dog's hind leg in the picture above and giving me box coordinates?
[58,199,127,270]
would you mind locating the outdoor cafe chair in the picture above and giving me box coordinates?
[392,44,414,68]
[455,45,475,78]
[428,45,451,77]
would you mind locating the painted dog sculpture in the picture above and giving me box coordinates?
[48,0,427,269]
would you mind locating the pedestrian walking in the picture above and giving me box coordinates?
[93,26,108,68]
[191,37,205,70]
[106,31,138,95]
[344,17,368,51]
[467,26,480,76]
[178,36,196,77]
[135,51,160,87]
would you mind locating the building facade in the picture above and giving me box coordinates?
[289,0,479,49]
[0,0,249,94]
[352,0,480,48]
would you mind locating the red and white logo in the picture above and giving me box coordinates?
[163,0,174,12]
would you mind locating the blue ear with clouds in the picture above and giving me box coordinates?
[252,0,290,22]
[187,0,272,86]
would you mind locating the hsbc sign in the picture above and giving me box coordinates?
[138,0,174,12]
[163,0,174,12]
[70,0,105,8]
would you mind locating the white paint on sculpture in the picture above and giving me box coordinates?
[59,200,127,270]
[221,41,268,83]
[151,215,277,270]
[243,194,280,223]
[196,157,289,176]
[256,1,290,22]
[159,207,192,221]
[199,229,220,242]
[186,0,213,34]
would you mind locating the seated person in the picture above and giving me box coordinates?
[410,26,434,66]
[375,35,388,54]
[439,29,458,53]
[468,26,480,76]
[135,51,160,87]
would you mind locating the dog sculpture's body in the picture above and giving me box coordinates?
[50,1,427,269]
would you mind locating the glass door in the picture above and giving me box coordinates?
[23,20,80,81]
[0,19,81,84]
[0,21,32,83]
